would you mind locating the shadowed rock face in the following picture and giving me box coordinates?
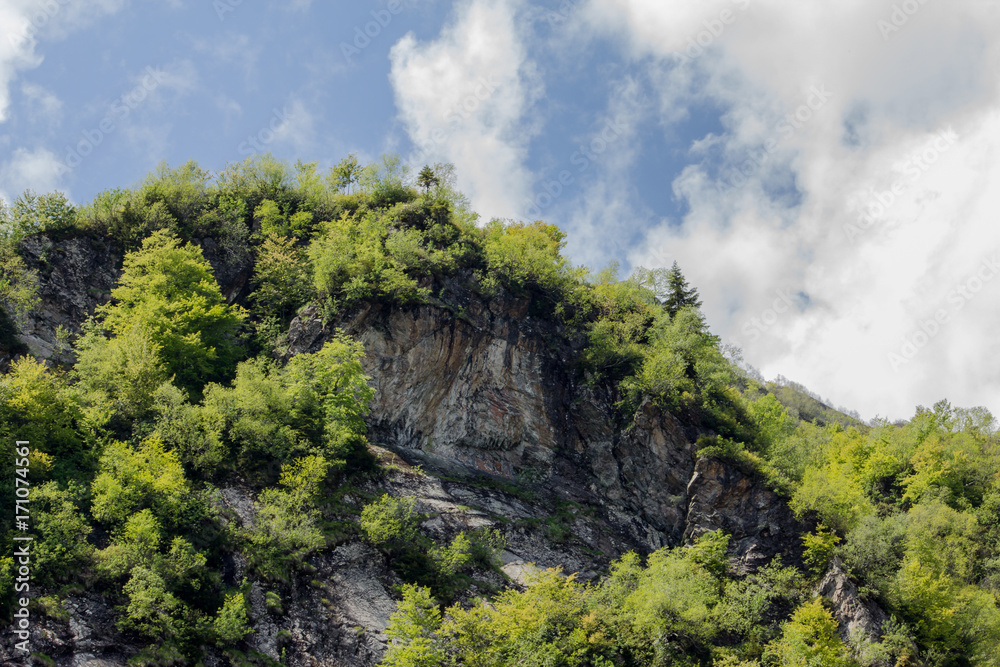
[684,457,809,570]
[14,234,120,364]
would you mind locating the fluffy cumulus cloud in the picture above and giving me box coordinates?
[583,0,1000,419]
[389,0,541,221]
[0,146,66,203]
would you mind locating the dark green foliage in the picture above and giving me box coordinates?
[633,261,703,317]
[382,533,816,667]
[359,494,505,601]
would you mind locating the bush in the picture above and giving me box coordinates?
[2,191,79,240]
[214,592,251,645]
[801,525,841,576]
[74,324,169,430]
[90,436,189,527]
[360,494,418,549]
[32,482,94,585]
[244,456,330,580]
[764,598,856,667]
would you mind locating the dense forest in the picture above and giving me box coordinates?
[2,154,1000,666]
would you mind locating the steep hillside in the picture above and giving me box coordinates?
[2,157,999,667]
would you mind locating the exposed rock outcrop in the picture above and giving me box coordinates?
[684,457,809,569]
[819,558,901,666]
[15,234,120,363]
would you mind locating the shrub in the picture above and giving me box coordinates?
[801,525,841,576]
[90,436,189,527]
[214,592,251,645]
[764,598,856,667]
[360,494,418,549]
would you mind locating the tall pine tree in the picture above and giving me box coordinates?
[632,262,702,317]
[663,261,702,317]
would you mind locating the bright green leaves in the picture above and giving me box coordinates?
[801,525,842,576]
[481,219,569,295]
[244,456,330,580]
[0,356,94,482]
[382,585,446,667]
[765,598,857,667]
[381,532,817,667]
[309,209,428,307]
[2,190,78,240]
[361,494,419,548]
[251,233,314,323]
[75,323,169,429]
[199,336,373,475]
[213,592,252,645]
[91,437,189,526]
[95,229,246,393]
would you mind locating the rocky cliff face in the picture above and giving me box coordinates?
[4,246,826,667]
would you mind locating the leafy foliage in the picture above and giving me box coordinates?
[95,229,247,393]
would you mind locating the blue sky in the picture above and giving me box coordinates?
[3,0,1000,422]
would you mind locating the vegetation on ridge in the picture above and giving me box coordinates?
[0,154,998,666]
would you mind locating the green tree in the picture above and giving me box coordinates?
[96,229,247,393]
[634,262,703,317]
[383,584,445,667]
[331,153,361,194]
[2,190,78,239]
[0,240,39,327]
[214,592,251,645]
[245,456,330,580]
[32,482,95,585]
[361,494,418,549]
[251,233,314,321]
[765,598,856,667]
[90,436,190,527]
[358,154,413,206]
[74,324,169,429]
[417,165,440,193]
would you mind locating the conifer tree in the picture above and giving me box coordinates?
[663,261,702,317]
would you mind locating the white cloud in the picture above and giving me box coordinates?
[0,0,128,123]
[20,81,62,125]
[0,147,67,204]
[271,97,316,153]
[389,0,542,221]
[580,0,1000,419]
